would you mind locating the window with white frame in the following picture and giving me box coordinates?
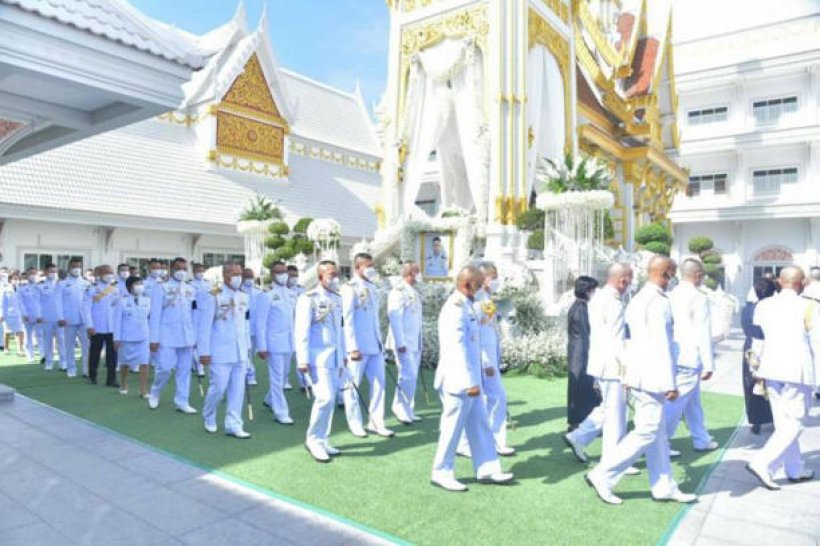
[202,252,245,269]
[687,106,728,125]
[752,96,798,124]
[686,173,728,197]
[23,252,86,272]
[752,167,798,196]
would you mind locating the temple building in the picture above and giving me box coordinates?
[669,11,820,304]
[0,3,381,273]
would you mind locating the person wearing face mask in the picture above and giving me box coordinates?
[586,256,696,505]
[81,265,120,387]
[255,261,298,425]
[146,257,197,413]
[1,271,25,357]
[287,265,304,296]
[241,268,261,387]
[36,263,62,370]
[115,263,131,296]
[84,269,96,284]
[295,260,347,461]
[198,262,252,439]
[190,262,209,378]
[431,265,514,492]
[285,264,304,390]
[386,261,424,425]
[340,253,393,438]
[113,276,151,397]
[55,258,91,377]
[143,258,166,369]
[18,267,42,362]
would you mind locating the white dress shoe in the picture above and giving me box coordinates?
[585,473,623,505]
[67,372,77,378]
[563,433,589,463]
[787,469,814,483]
[275,416,294,425]
[349,426,368,438]
[694,440,719,452]
[226,430,251,439]
[669,449,682,458]
[366,424,395,438]
[118,388,128,395]
[305,443,330,463]
[411,415,422,422]
[496,445,516,456]
[247,379,258,386]
[176,405,197,415]
[477,471,514,484]
[746,463,780,490]
[652,490,698,503]
[204,423,217,434]
[323,443,340,456]
[624,466,641,476]
[147,396,159,410]
[430,475,468,492]
[284,383,293,391]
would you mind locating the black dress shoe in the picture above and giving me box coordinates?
[88,377,97,385]
[40,357,46,365]
[106,382,120,388]
[262,401,271,409]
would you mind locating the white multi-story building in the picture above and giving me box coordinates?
[670,12,820,303]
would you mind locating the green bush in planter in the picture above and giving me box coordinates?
[268,221,290,235]
[515,208,545,232]
[703,252,722,265]
[687,235,714,254]
[293,217,313,234]
[262,254,278,269]
[643,241,671,256]
[265,235,285,250]
[634,223,672,246]
[527,228,545,250]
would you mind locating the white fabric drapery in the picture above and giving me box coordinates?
[400,38,489,222]
[526,46,566,199]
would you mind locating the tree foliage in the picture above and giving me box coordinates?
[688,236,714,254]
[239,194,282,221]
[634,223,672,246]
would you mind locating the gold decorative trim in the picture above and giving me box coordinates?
[216,111,285,165]
[208,150,286,179]
[573,0,627,70]
[288,140,381,173]
[541,0,570,24]
[157,111,201,126]
[528,9,572,155]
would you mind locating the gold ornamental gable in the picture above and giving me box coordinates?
[216,111,285,165]
[222,54,285,124]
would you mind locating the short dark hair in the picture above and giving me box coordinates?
[318,260,336,267]
[432,237,441,243]
[44,263,57,270]
[125,276,143,292]
[754,278,776,301]
[69,258,82,266]
[172,257,187,267]
[192,262,205,270]
[149,258,161,265]
[117,263,129,270]
[287,265,298,272]
[270,260,286,270]
[574,275,599,300]
[354,253,373,267]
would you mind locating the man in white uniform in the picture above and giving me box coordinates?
[747,266,817,489]
[115,263,130,296]
[341,253,393,438]
[666,259,718,454]
[242,268,262,386]
[147,257,197,414]
[387,261,423,424]
[19,268,41,362]
[37,263,61,370]
[586,256,697,505]
[564,263,637,473]
[198,263,252,439]
[56,258,90,377]
[295,260,346,462]
[256,260,297,425]
[430,265,513,492]
[190,262,210,378]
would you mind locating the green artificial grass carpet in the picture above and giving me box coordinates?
[0,352,742,546]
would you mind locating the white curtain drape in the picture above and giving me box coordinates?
[400,38,488,220]
[526,46,565,199]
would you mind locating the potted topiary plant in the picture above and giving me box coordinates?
[634,223,673,256]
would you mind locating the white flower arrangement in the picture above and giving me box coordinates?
[500,329,567,376]
[535,189,614,211]
[306,218,341,245]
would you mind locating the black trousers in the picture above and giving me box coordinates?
[89,333,117,385]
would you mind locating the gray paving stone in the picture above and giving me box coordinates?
[111,487,227,536]
[0,492,39,532]
[79,433,154,461]
[178,517,284,546]
[117,450,204,485]
[171,475,262,516]
[699,514,816,546]
[0,522,75,546]
[709,490,820,536]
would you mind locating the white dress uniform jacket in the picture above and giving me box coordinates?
[623,283,676,394]
[587,284,627,380]
[82,282,119,334]
[197,286,251,365]
[669,281,715,373]
[56,276,90,326]
[386,280,422,353]
[113,296,151,342]
[149,279,196,348]
[435,292,481,395]
[256,284,297,354]
[294,286,345,370]
[341,277,383,355]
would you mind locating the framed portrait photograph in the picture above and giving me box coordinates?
[418,231,454,279]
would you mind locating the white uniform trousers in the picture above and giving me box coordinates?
[484,371,509,448]
[62,323,89,375]
[306,367,339,446]
[751,381,810,479]
[665,367,712,449]
[245,336,257,383]
[203,361,246,434]
[283,353,305,388]
[391,350,420,422]
[432,390,501,480]
[40,321,58,369]
[343,353,387,428]
[150,346,193,408]
[23,320,40,361]
[263,352,291,420]
[567,379,627,454]
[589,390,679,498]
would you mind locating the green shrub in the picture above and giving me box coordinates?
[268,221,290,235]
[262,254,278,269]
[643,241,671,256]
[264,235,285,249]
[703,262,719,276]
[273,247,296,261]
[239,194,281,221]
[634,223,672,246]
[515,208,545,231]
[703,277,718,290]
[293,217,313,234]
[703,252,722,265]
[527,228,545,250]
[688,236,714,254]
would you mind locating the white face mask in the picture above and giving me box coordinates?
[132,285,145,296]
[151,269,162,279]
[102,274,115,283]
[86,276,95,283]
[488,279,500,293]
[275,273,289,285]
[70,268,82,278]
[242,279,254,290]
[47,272,57,280]
[28,275,37,284]
[414,272,423,284]
[118,270,129,279]
[159,269,168,278]
[194,272,204,280]
[363,267,378,282]
[173,270,187,282]
[287,277,298,288]
[326,277,340,292]
[229,276,242,289]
